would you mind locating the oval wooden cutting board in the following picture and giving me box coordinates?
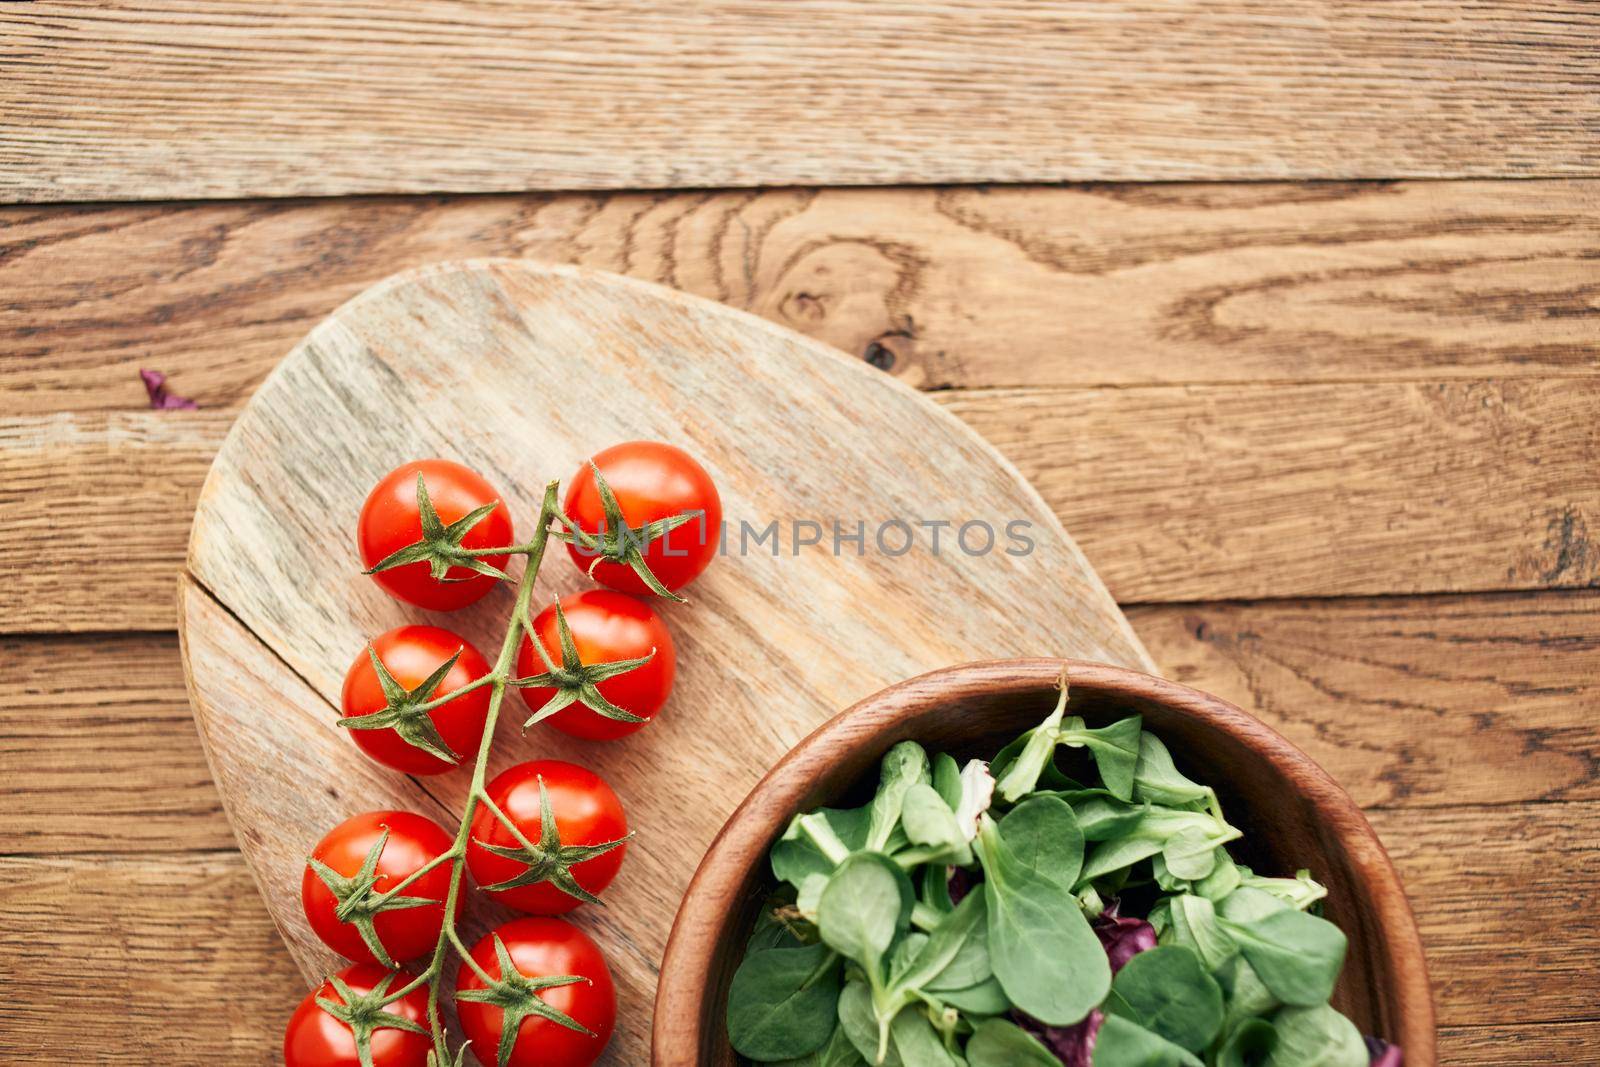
[179,260,1152,1063]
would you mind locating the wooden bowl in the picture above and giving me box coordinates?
[654,659,1436,1066]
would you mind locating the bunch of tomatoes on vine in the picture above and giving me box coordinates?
[283,441,722,1067]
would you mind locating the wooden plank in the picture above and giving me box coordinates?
[4,2,1597,202]
[1129,591,1600,809]
[7,591,1594,860]
[1370,801,1600,1028]
[4,182,1597,411]
[1,801,1592,1056]
[0,632,233,855]
[0,852,300,1060]
[0,412,228,633]
[1441,1021,1600,1064]
[6,371,1596,629]
[944,379,1600,602]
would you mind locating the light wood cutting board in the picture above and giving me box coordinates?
[178,260,1152,1063]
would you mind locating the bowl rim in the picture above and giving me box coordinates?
[653,657,1436,1065]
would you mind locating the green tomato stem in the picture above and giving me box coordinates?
[406,480,560,1061]
[459,540,547,558]
[447,923,498,985]
[380,961,440,1004]
[476,788,544,857]
[377,846,463,900]
[415,671,497,712]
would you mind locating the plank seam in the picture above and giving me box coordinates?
[180,571,465,830]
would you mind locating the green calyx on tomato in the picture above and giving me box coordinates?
[364,472,512,584]
[473,774,632,907]
[510,599,654,730]
[312,970,429,1067]
[558,460,700,602]
[455,933,594,1067]
[338,643,471,765]
[305,828,440,969]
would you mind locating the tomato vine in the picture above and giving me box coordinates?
[352,478,567,1066]
[291,447,720,1067]
[291,454,697,1067]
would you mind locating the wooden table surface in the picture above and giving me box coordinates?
[2,4,1596,1063]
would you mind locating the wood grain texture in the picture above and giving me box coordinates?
[0,851,301,1061]
[1128,591,1600,809]
[949,379,1600,602]
[1441,1021,1600,1063]
[0,411,230,632]
[4,2,1598,202]
[7,373,1595,630]
[0,633,234,855]
[7,591,1590,861]
[1,841,1592,1062]
[4,181,1596,410]
[1370,801,1600,1028]
[180,261,1150,1065]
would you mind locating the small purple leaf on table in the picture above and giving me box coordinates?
[139,368,197,409]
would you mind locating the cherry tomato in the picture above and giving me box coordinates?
[341,625,492,775]
[564,441,721,594]
[359,459,515,611]
[456,918,616,1067]
[284,963,430,1067]
[302,810,460,965]
[516,590,675,741]
[467,760,629,915]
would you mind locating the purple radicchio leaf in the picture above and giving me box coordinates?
[1366,1036,1404,1067]
[1013,1007,1102,1067]
[1093,900,1157,974]
[139,369,197,410]
[947,865,982,906]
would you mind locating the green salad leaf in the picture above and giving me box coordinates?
[866,742,930,851]
[728,942,843,1062]
[1264,1004,1368,1067]
[974,813,1109,1026]
[965,1018,1059,1066]
[1091,1014,1205,1067]
[1132,732,1214,809]
[818,853,911,982]
[997,794,1084,890]
[1216,1017,1277,1067]
[1105,945,1223,1051]
[900,783,972,866]
[1218,908,1347,1007]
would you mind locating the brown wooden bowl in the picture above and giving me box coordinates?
[654,659,1435,1066]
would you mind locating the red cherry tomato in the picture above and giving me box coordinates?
[467,760,629,915]
[284,963,431,1067]
[341,625,492,775]
[564,441,721,595]
[359,459,515,611]
[516,590,675,741]
[456,918,616,1067]
[302,810,460,965]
